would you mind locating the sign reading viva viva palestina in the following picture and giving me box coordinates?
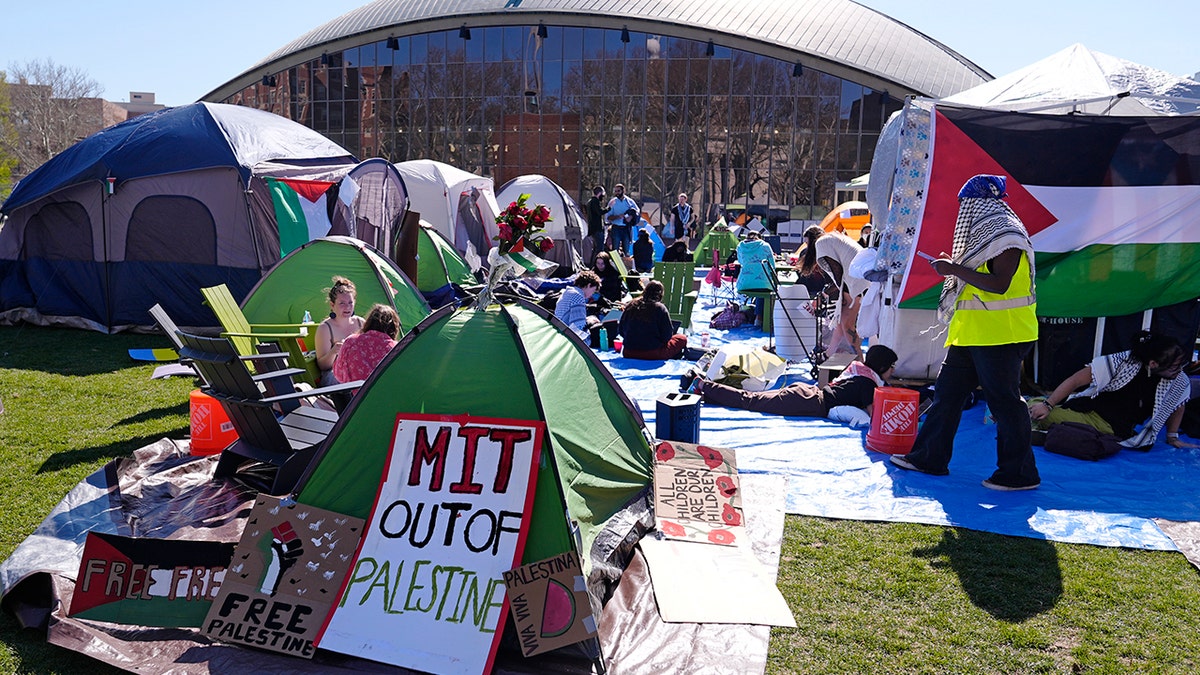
[316,413,544,675]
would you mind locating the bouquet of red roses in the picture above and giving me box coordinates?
[494,193,554,272]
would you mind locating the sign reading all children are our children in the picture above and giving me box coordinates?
[316,413,544,675]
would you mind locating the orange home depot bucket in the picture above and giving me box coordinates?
[865,387,919,455]
[189,389,238,456]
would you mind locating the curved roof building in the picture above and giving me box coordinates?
[206,0,990,221]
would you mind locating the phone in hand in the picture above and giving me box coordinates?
[916,251,936,262]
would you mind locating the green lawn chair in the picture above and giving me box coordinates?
[607,253,643,296]
[200,284,320,385]
[654,261,699,331]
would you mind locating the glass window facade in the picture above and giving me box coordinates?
[225,25,903,224]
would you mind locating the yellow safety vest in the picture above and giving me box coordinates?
[946,252,1037,347]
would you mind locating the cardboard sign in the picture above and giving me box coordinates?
[653,441,744,546]
[70,532,234,627]
[317,413,544,675]
[202,496,364,658]
[502,551,596,657]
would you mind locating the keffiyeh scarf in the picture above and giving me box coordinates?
[1068,350,1191,448]
[833,360,884,387]
[936,198,1036,325]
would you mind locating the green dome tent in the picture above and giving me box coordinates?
[412,220,478,294]
[296,299,653,565]
[240,236,430,335]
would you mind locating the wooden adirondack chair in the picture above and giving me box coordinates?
[607,253,643,296]
[653,261,699,331]
[200,284,319,385]
[176,330,362,495]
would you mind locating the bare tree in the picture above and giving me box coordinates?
[2,58,103,184]
[0,74,18,199]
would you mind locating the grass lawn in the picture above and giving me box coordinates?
[3,325,1200,674]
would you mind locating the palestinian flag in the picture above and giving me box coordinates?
[267,177,336,255]
[900,105,1200,317]
[504,237,556,273]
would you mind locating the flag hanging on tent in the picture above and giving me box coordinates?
[266,177,336,255]
[899,105,1200,317]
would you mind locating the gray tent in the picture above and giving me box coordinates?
[0,102,357,331]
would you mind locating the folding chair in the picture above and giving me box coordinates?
[704,248,739,305]
[177,330,363,494]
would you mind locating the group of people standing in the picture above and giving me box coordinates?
[585,184,697,261]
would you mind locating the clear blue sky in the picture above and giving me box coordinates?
[2,1,1197,107]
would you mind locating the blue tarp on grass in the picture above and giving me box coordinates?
[599,289,1198,551]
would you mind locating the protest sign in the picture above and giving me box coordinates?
[653,441,743,546]
[202,495,364,658]
[317,413,544,674]
[502,550,595,657]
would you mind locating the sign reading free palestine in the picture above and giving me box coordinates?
[316,413,544,675]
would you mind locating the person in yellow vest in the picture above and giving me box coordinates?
[889,174,1041,491]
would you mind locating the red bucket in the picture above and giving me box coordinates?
[865,387,919,455]
[189,389,238,456]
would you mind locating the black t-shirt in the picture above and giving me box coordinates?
[1063,368,1159,438]
[821,375,878,413]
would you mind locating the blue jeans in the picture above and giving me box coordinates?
[611,226,632,256]
[905,342,1039,485]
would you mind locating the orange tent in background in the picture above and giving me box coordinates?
[818,201,871,240]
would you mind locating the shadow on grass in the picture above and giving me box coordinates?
[915,528,1063,622]
[0,325,176,378]
[117,402,191,428]
[36,430,188,475]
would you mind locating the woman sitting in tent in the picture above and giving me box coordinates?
[798,226,867,359]
[593,251,625,303]
[316,275,365,385]
[618,280,688,360]
[333,304,401,390]
[683,345,898,425]
[1029,331,1198,449]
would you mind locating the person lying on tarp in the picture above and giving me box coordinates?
[682,344,898,425]
[1029,330,1198,449]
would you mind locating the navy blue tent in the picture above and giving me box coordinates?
[0,103,357,331]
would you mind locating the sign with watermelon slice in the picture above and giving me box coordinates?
[502,550,595,657]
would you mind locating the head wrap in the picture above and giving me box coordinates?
[957,174,1008,200]
[936,194,1035,325]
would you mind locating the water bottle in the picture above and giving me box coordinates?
[598,327,609,351]
[300,310,312,336]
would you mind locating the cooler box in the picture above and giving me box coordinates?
[189,389,238,456]
[656,392,701,443]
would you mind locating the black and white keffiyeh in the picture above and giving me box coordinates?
[936,197,1036,325]
[1069,350,1192,448]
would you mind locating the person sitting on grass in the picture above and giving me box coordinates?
[618,279,688,360]
[683,344,898,423]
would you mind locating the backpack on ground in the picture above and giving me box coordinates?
[1043,421,1122,461]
